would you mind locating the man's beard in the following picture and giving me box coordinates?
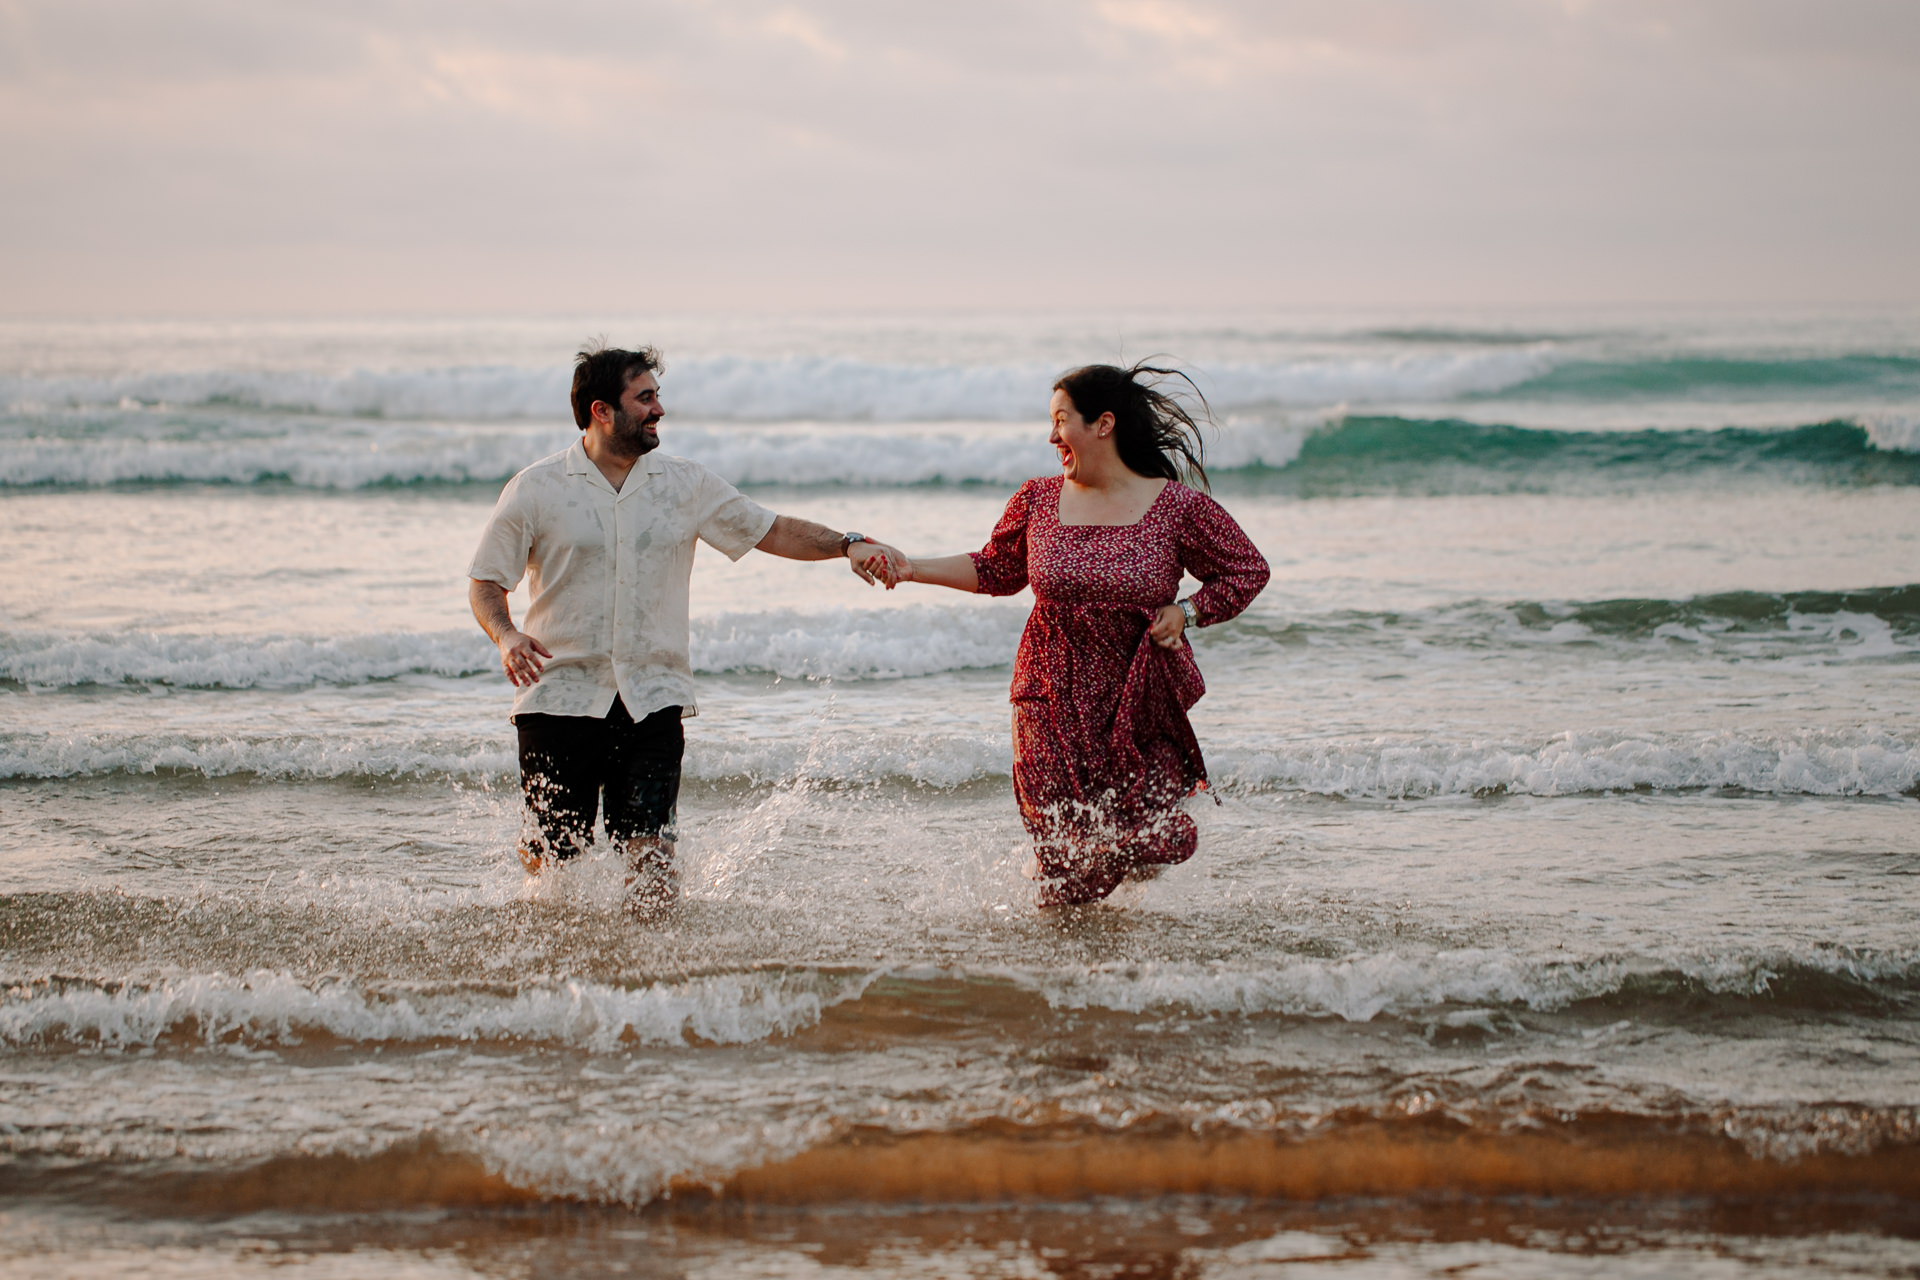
[610,408,661,455]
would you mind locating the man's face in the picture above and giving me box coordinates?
[606,371,663,455]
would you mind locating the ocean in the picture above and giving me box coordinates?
[2,309,1917,1277]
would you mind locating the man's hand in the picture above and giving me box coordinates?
[470,578,549,685]
[1148,603,1186,649]
[848,540,906,588]
[498,628,552,686]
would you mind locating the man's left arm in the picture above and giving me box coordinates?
[756,515,901,586]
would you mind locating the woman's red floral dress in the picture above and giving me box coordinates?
[970,476,1270,904]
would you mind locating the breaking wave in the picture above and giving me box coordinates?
[3,722,1914,796]
[0,347,1554,424]
[0,414,1912,492]
[6,948,1911,1056]
[5,585,1912,694]
[1211,728,1920,799]
[0,969,874,1052]
[0,606,1031,690]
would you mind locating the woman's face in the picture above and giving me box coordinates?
[1048,388,1109,480]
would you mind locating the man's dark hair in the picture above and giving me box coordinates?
[571,344,664,430]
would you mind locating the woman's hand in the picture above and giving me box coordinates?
[848,541,905,587]
[1148,603,1186,649]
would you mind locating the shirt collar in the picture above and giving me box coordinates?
[564,437,666,492]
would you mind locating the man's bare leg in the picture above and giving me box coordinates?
[623,836,678,915]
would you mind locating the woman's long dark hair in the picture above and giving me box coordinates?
[1053,361,1211,492]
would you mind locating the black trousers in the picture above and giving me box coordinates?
[514,700,684,859]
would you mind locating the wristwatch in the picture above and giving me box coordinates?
[1178,598,1199,628]
[840,531,869,555]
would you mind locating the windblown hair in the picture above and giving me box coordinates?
[1053,361,1211,491]
[571,343,664,430]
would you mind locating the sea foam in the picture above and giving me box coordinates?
[0,629,498,689]
[7,947,1908,1056]
[694,604,1026,680]
[1864,413,1920,455]
[0,347,1553,424]
[4,721,1913,796]
[0,418,1299,489]
[4,411,1913,492]
[1034,946,1916,1023]
[0,969,873,1052]
[1213,728,1920,799]
[0,606,1028,690]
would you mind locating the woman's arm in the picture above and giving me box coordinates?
[1176,492,1271,626]
[898,553,978,592]
[900,481,1031,597]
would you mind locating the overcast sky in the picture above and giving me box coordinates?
[2,0,1916,315]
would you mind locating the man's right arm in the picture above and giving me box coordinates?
[469,578,552,687]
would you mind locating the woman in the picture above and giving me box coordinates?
[895,363,1269,905]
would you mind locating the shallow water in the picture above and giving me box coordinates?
[3,310,1918,1273]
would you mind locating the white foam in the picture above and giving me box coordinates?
[1041,951,1589,1022]
[0,629,497,689]
[0,729,515,782]
[1200,347,1556,408]
[1036,945,1917,1023]
[0,415,1314,489]
[1206,417,1317,471]
[0,969,874,1052]
[1212,728,1920,799]
[0,347,1554,424]
[1,366,572,422]
[665,422,1058,486]
[0,423,577,488]
[1861,412,1920,454]
[693,603,1025,679]
[1,607,1023,692]
[0,724,1007,787]
[687,729,1009,789]
[4,718,1913,795]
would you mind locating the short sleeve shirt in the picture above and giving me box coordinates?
[467,439,776,721]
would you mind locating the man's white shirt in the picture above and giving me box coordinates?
[468,439,776,721]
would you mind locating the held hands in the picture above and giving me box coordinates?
[1148,603,1187,649]
[848,540,911,588]
[498,629,552,686]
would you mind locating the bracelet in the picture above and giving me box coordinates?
[1178,598,1198,628]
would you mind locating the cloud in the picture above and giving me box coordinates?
[0,0,1915,313]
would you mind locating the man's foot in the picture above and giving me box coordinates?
[623,837,678,917]
[624,869,679,918]
[517,844,546,875]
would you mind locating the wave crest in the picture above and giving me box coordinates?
[0,969,873,1052]
[1215,728,1920,799]
[0,348,1555,424]
[3,724,1914,795]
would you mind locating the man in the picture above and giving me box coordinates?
[467,344,899,907]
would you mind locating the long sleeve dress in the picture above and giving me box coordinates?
[970,475,1270,905]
